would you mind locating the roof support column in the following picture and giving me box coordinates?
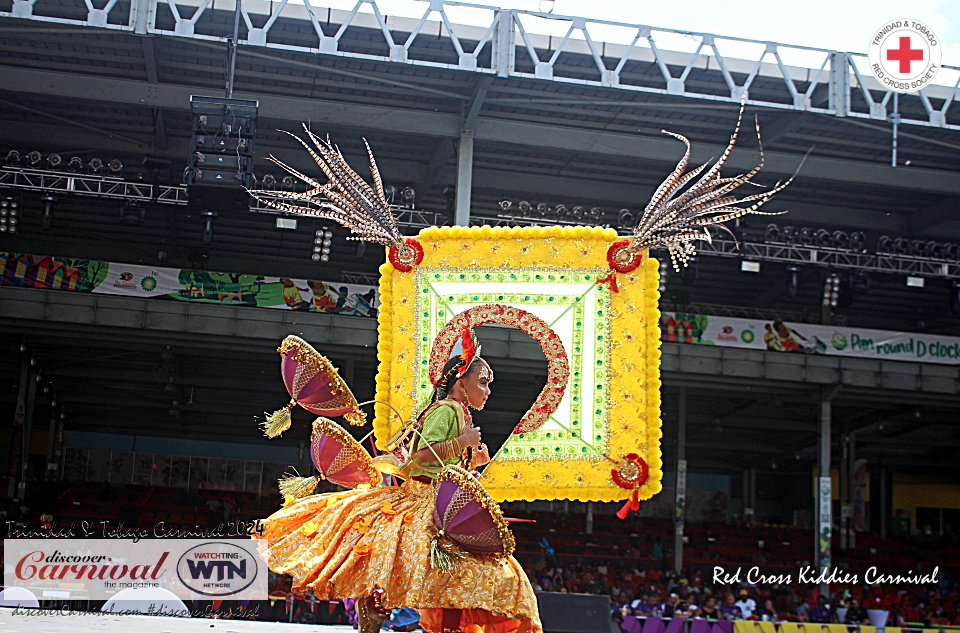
[817,385,840,596]
[454,128,474,227]
[674,386,687,574]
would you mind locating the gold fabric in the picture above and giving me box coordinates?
[258,479,541,633]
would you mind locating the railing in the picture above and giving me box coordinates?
[2,0,957,130]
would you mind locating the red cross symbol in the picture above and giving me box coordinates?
[886,36,924,73]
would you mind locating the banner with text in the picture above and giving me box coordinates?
[661,312,960,365]
[4,538,268,601]
[0,252,378,317]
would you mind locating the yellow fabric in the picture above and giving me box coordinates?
[778,621,799,633]
[374,225,664,503]
[827,625,848,633]
[409,402,464,479]
[258,479,540,633]
[884,628,901,633]
[734,621,757,633]
[800,624,823,633]
[757,621,777,633]
[859,626,876,633]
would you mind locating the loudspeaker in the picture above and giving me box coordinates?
[187,95,258,212]
[537,592,611,633]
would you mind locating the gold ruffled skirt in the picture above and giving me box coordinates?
[258,479,542,633]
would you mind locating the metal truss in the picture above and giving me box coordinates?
[3,0,957,131]
[0,167,156,202]
[341,271,379,285]
[696,238,960,280]
[4,165,958,279]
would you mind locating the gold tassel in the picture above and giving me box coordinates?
[429,531,464,572]
[278,473,320,499]
[344,409,368,427]
[262,399,296,438]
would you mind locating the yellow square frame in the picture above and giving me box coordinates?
[373,225,663,503]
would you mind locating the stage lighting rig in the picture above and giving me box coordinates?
[0,195,18,234]
[312,227,333,262]
[499,199,512,211]
[47,154,62,169]
[108,159,123,175]
[67,157,83,173]
[5,150,20,166]
[27,151,41,167]
[89,158,104,173]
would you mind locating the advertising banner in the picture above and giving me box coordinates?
[4,539,267,601]
[661,312,960,365]
[0,252,378,317]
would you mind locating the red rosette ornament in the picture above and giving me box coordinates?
[606,240,642,273]
[388,238,424,272]
[612,453,649,519]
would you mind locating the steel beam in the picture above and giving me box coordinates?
[1,67,959,195]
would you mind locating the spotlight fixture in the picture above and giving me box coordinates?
[877,235,893,253]
[741,260,760,273]
[27,151,42,166]
[815,229,832,248]
[905,276,924,288]
[0,195,17,234]
[925,241,942,258]
[798,227,814,246]
[47,154,62,169]
[765,223,781,242]
[554,204,568,217]
[617,209,633,226]
[281,175,295,189]
[588,207,602,220]
[383,185,397,201]
[401,187,415,202]
[499,199,512,211]
[909,239,925,257]
[108,159,123,174]
[849,231,866,252]
[89,158,104,173]
[262,174,276,187]
[822,272,840,308]
[536,203,549,217]
[517,201,531,214]
[832,231,848,249]
[944,243,960,261]
[893,238,909,255]
[312,227,332,262]
[572,206,585,219]
[781,225,797,243]
[67,156,83,172]
[5,150,20,166]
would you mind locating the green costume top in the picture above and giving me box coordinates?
[409,401,466,479]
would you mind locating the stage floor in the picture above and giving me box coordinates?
[0,609,358,633]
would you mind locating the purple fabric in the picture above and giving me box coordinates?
[311,433,374,487]
[433,480,504,554]
[281,355,355,417]
[664,618,684,633]
[622,616,643,633]
[711,621,733,633]
[689,619,711,633]
[642,617,665,633]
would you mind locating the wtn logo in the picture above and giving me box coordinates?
[186,559,247,581]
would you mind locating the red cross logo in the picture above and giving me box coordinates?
[886,36,924,73]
